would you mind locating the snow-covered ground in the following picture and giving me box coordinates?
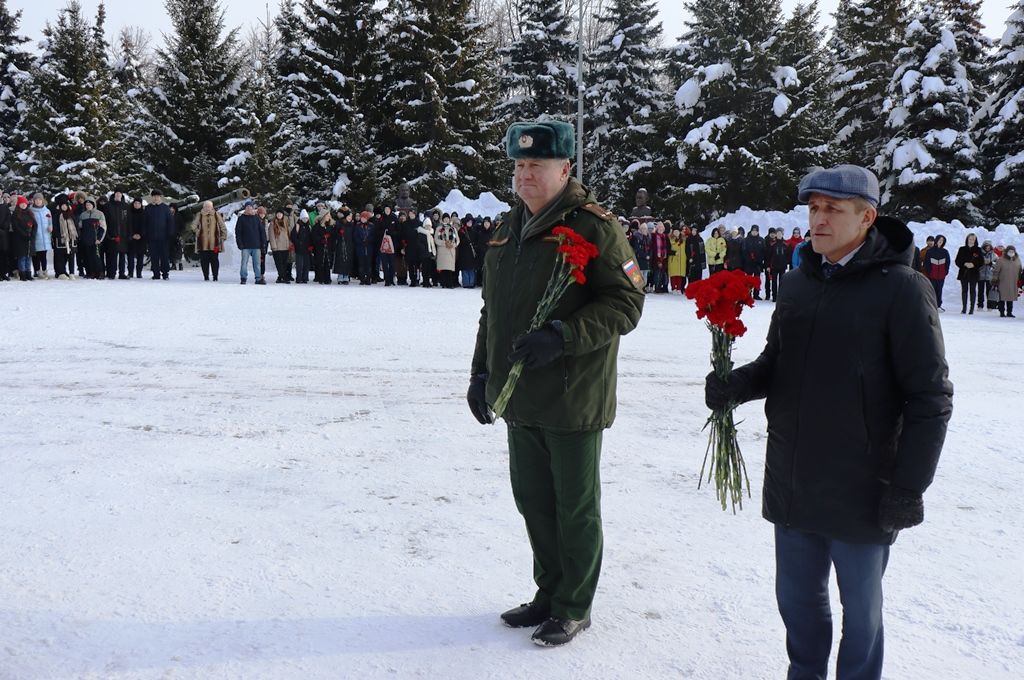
[1,271,1022,679]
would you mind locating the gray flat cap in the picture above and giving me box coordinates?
[798,165,880,206]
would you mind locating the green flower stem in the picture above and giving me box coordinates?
[698,324,752,513]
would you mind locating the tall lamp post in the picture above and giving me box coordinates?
[576,0,584,182]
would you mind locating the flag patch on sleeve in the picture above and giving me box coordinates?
[622,259,644,290]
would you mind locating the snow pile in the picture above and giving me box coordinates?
[432,189,511,219]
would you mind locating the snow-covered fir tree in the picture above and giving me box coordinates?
[769,1,837,195]
[977,1,1024,226]
[378,0,500,207]
[0,0,32,183]
[218,16,296,205]
[831,0,911,167]
[108,28,164,194]
[495,0,576,123]
[18,1,117,192]
[584,0,666,211]
[876,3,983,224]
[147,0,245,196]
[274,0,382,206]
[660,0,794,222]
[942,0,994,113]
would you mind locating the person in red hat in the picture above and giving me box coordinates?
[11,196,37,281]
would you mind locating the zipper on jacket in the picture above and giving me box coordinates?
[787,281,825,527]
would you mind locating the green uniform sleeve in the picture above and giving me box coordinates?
[471,301,488,377]
[561,222,645,356]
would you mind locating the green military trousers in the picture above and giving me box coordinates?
[507,424,603,621]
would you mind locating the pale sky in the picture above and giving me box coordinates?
[12,0,1017,52]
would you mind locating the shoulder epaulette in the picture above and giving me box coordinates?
[580,203,615,222]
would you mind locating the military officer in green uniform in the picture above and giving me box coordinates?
[467,120,645,646]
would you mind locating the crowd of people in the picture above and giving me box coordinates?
[2,188,1022,317]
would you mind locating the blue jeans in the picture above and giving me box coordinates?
[461,270,476,288]
[775,525,889,680]
[240,248,261,281]
[17,255,32,273]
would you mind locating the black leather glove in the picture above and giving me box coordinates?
[467,374,493,425]
[704,371,748,411]
[508,322,564,369]
[879,486,924,532]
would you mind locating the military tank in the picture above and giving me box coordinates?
[167,188,251,264]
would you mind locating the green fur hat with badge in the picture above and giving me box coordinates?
[505,121,576,160]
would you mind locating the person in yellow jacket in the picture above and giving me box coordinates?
[706,226,728,273]
[668,228,687,291]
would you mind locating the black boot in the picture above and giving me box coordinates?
[1008,303,1015,318]
[531,617,591,646]
[500,601,550,629]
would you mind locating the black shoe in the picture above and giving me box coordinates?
[255,279,266,285]
[531,617,591,647]
[500,602,550,629]
[162,274,169,280]
[1009,313,1016,318]
[152,274,160,279]
[240,279,246,285]
[118,274,128,280]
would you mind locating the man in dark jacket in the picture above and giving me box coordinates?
[741,225,766,298]
[144,190,175,279]
[0,197,11,280]
[468,121,644,646]
[764,229,791,301]
[103,190,131,279]
[705,165,953,680]
[127,197,146,278]
[235,201,267,285]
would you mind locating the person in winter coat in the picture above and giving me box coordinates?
[11,196,36,280]
[378,218,399,286]
[685,227,706,284]
[741,225,767,298]
[235,201,267,285]
[667,228,687,291]
[705,165,952,680]
[28,193,53,279]
[127,197,146,278]
[352,211,375,285]
[52,197,79,279]
[412,216,437,288]
[169,205,186,271]
[144,190,175,280]
[791,231,811,269]
[765,231,791,302]
[979,240,996,310]
[434,215,460,289]
[267,208,293,284]
[290,210,313,283]
[992,245,1022,318]
[77,197,107,279]
[917,235,935,274]
[103,191,131,279]
[629,223,652,291]
[784,226,803,254]
[331,211,355,284]
[456,217,478,288]
[649,221,670,293]
[194,201,227,282]
[394,210,413,285]
[475,217,493,287]
[311,209,335,285]
[724,229,743,271]
[706,227,727,274]
[0,194,12,280]
[954,233,984,314]
[923,234,951,311]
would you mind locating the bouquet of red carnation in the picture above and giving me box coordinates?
[491,226,599,419]
[685,269,761,512]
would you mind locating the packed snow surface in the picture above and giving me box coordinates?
[1,251,1022,678]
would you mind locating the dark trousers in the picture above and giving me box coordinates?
[775,525,889,680]
[960,280,977,311]
[54,249,71,277]
[295,252,310,282]
[998,301,1014,316]
[83,244,101,278]
[357,254,372,283]
[979,281,988,308]
[507,424,603,621]
[929,279,943,307]
[128,245,145,277]
[380,254,395,284]
[421,260,436,287]
[106,251,127,278]
[149,241,170,277]
[199,251,220,280]
[272,250,291,281]
[396,254,407,284]
[767,270,782,300]
[407,261,421,286]
[32,251,47,274]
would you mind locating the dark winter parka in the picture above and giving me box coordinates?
[954,240,984,283]
[767,238,791,272]
[923,238,950,281]
[144,203,174,242]
[290,221,312,252]
[354,222,374,259]
[11,207,36,259]
[685,234,706,280]
[471,178,645,432]
[725,235,743,270]
[332,219,355,275]
[235,213,268,250]
[103,197,131,253]
[128,204,146,251]
[456,223,477,270]
[0,204,11,252]
[630,230,652,270]
[741,233,766,274]
[732,216,953,545]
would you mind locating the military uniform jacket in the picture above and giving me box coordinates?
[471,178,644,432]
